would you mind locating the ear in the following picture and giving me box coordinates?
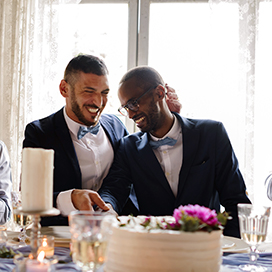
[59,79,69,98]
[156,85,167,101]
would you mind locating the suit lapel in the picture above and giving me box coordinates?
[54,109,81,184]
[136,133,175,198]
[175,114,200,200]
[100,117,117,151]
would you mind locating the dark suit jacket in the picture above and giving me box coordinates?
[99,113,251,238]
[23,108,138,225]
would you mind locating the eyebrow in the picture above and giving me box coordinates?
[84,86,110,92]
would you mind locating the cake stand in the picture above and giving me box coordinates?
[13,207,60,259]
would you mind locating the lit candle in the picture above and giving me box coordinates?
[26,251,50,272]
[38,236,54,258]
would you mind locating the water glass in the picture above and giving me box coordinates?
[69,211,114,272]
[238,203,271,272]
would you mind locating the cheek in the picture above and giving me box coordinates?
[102,96,108,106]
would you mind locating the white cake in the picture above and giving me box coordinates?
[105,216,222,272]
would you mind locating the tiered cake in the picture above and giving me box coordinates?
[105,216,222,272]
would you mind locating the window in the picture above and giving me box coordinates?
[38,0,272,205]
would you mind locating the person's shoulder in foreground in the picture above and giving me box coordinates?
[99,65,251,238]
[0,141,12,224]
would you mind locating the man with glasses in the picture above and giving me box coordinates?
[23,55,180,226]
[98,66,251,238]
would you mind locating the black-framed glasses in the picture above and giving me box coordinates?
[118,85,158,116]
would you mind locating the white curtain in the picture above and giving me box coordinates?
[208,0,272,205]
[0,0,79,191]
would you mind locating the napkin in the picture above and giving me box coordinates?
[222,252,272,272]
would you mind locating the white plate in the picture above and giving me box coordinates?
[222,236,249,253]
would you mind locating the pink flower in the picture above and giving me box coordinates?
[174,204,221,227]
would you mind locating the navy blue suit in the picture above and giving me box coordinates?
[99,113,251,238]
[23,108,138,225]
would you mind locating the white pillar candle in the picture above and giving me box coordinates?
[21,148,54,212]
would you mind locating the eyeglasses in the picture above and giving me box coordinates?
[118,85,158,116]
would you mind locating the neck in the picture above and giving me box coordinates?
[150,112,175,138]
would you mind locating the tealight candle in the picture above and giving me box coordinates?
[26,251,50,272]
[38,235,55,258]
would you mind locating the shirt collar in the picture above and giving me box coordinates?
[149,114,181,141]
[63,107,84,138]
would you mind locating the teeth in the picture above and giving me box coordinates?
[135,117,145,124]
[87,108,99,113]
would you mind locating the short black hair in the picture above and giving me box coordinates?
[64,54,109,85]
[120,66,164,90]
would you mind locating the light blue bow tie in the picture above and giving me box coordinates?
[149,137,177,149]
[77,123,100,140]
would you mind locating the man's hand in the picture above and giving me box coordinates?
[71,189,110,211]
[165,84,182,113]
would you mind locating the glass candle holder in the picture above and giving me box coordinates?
[37,235,55,258]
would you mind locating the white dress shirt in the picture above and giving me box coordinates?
[149,115,183,197]
[57,107,114,216]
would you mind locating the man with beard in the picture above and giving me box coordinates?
[98,66,251,238]
[23,55,181,225]
[23,55,136,225]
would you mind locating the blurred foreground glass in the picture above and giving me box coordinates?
[0,226,7,247]
[11,192,32,246]
[69,211,114,272]
[238,204,271,272]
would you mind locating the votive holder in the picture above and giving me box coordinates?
[37,235,55,258]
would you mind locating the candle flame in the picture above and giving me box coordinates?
[42,239,48,247]
[37,250,45,262]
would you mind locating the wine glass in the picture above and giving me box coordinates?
[11,191,32,246]
[238,203,271,272]
[69,211,114,272]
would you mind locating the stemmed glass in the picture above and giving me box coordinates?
[238,203,271,272]
[11,191,32,246]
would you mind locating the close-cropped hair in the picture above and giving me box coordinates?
[64,54,109,85]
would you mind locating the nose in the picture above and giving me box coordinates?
[92,93,103,107]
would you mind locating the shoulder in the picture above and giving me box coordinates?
[25,108,64,132]
[100,113,127,131]
[121,131,143,144]
[174,113,225,132]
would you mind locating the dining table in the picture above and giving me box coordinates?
[0,226,272,272]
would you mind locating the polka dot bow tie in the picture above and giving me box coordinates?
[77,123,100,140]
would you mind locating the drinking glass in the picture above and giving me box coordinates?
[11,191,32,246]
[238,203,271,272]
[69,211,114,272]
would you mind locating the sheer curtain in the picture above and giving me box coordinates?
[0,0,80,191]
[208,0,272,206]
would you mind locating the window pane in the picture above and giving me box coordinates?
[148,2,243,164]
[32,3,129,121]
[255,3,272,191]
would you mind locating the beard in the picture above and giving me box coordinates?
[70,88,98,127]
[139,99,161,133]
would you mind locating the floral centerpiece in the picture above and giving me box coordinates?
[139,204,230,233]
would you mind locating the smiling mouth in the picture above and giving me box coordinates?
[87,107,99,114]
[135,116,145,124]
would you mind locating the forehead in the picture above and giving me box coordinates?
[118,78,143,103]
[75,71,109,89]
